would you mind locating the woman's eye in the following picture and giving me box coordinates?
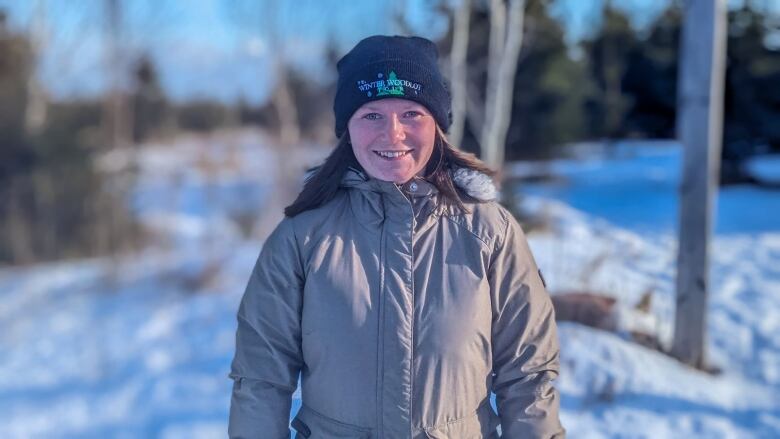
[363,113,381,120]
[404,111,422,118]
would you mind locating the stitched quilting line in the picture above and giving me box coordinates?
[376,198,387,438]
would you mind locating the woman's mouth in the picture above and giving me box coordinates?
[374,150,413,159]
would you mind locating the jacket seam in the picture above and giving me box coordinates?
[495,207,512,250]
[443,215,492,251]
[227,373,298,393]
[299,403,373,433]
[290,218,306,281]
[487,210,511,274]
[419,400,490,433]
[376,201,388,438]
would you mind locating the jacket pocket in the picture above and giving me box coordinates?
[291,404,372,439]
[423,401,501,439]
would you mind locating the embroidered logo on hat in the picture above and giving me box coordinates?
[356,71,422,98]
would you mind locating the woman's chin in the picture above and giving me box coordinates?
[366,166,415,184]
[383,172,415,184]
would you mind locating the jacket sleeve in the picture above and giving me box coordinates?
[489,212,565,438]
[228,217,305,439]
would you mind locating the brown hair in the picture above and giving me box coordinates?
[284,125,495,217]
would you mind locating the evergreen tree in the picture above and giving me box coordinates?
[622,2,780,183]
[0,9,139,265]
[506,0,590,159]
[581,2,638,140]
[723,4,780,168]
[622,5,681,138]
[0,10,34,185]
[132,54,171,142]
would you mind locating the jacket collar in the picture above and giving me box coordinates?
[340,166,497,202]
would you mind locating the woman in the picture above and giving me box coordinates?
[229,35,564,438]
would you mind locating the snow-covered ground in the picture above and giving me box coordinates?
[1,135,778,438]
[525,199,780,438]
[516,142,780,438]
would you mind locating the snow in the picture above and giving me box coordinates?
[515,141,780,438]
[1,136,778,438]
[745,154,780,184]
[525,199,780,438]
[511,142,780,234]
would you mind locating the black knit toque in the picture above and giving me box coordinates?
[333,35,451,138]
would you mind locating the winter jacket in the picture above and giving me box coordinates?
[228,167,565,438]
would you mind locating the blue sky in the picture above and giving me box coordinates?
[0,0,776,104]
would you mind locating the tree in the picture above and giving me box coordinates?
[621,2,780,183]
[581,2,638,140]
[721,3,780,182]
[0,9,37,264]
[225,0,306,146]
[441,0,588,160]
[622,5,681,138]
[447,0,472,149]
[131,54,171,142]
[506,0,589,159]
[103,0,133,150]
[24,0,47,135]
[480,0,526,169]
[0,8,140,265]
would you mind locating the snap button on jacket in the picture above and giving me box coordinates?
[229,169,565,438]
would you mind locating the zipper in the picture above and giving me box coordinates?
[377,212,387,438]
[405,191,416,439]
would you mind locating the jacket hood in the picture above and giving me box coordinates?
[307,166,498,202]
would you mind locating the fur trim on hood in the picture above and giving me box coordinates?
[304,166,499,202]
[451,167,498,202]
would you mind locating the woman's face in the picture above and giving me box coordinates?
[347,98,436,184]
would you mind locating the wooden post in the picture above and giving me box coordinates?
[672,0,727,368]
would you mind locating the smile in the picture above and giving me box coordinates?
[374,150,412,158]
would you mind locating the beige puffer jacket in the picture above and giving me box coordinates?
[229,167,564,438]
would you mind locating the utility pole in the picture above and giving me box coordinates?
[672,0,728,368]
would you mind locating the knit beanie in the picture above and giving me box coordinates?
[333,35,451,138]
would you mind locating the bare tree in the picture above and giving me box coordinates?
[483,0,506,141]
[272,62,301,146]
[103,0,133,151]
[227,0,301,146]
[448,0,471,148]
[24,0,47,135]
[6,179,35,264]
[481,0,526,170]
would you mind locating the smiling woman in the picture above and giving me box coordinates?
[228,35,565,439]
[348,98,436,183]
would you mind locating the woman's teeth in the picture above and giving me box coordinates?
[375,150,411,158]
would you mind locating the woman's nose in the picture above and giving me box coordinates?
[386,113,406,144]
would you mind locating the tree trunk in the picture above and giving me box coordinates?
[481,0,526,170]
[448,0,471,148]
[103,0,132,150]
[6,177,35,264]
[481,0,506,161]
[24,0,47,135]
[273,62,301,146]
